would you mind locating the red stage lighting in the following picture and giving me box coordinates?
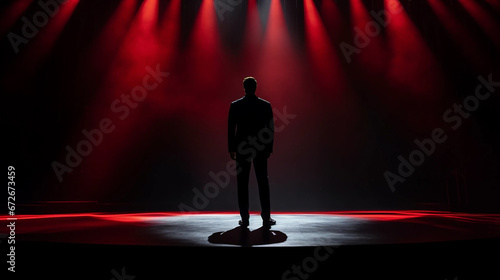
[144,0,181,116]
[321,0,344,39]
[257,0,302,104]
[85,0,138,77]
[159,0,181,59]
[55,0,163,200]
[3,0,80,89]
[485,0,500,12]
[23,0,80,62]
[241,0,263,65]
[458,0,500,50]
[304,0,346,94]
[0,0,33,35]
[187,0,224,73]
[427,0,488,70]
[382,0,450,134]
[349,0,388,75]
[384,0,445,98]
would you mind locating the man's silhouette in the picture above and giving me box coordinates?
[228,77,276,228]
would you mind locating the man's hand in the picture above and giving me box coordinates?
[230,152,237,160]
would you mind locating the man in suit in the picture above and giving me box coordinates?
[228,77,276,228]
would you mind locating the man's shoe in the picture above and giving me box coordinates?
[263,218,276,227]
[239,219,249,227]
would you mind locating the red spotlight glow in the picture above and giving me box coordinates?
[261,0,290,58]
[0,0,33,35]
[57,0,164,200]
[458,0,500,50]
[241,0,263,63]
[190,0,221,52]
[257,0,302,103]
[4,0,80,88]
[304,0,345,94]
[349,0,388,75]
[185,0,224,88]
[102,0,160,97]
[158,0,181,60]
[145,0,181,114]
[23,0,80,62]
[122,0,160,73]
[384,0,444,98]
[86,0,138,75]
[427,0,488,70]
[321,0,343,38]
[485,0,500,12]
[178,0,228,127]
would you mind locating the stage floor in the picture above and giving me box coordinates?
[4,210,500,247]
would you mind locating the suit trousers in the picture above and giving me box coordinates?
[236,155,271,221]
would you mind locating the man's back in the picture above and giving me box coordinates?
[228,95,274,156]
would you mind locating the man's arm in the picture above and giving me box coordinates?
[266,103,274,156]
[228,103,237,158]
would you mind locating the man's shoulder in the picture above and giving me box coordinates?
[231,97,245,105]
[257,97,271,105]
[231,96,271,106]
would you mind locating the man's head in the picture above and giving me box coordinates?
[243,77,257,95]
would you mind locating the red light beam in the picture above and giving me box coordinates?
[3,0,80,89]
[185,0,224,88]
[385,0,445,98]
[349,0,388,75]
[257,0,302,103]
[85,0,138,76]
[0,0,33,35]
[304,0,346,94]
[458,0,500,50]
[427,0,489,70]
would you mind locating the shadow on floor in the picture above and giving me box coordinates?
[208,226,287,246]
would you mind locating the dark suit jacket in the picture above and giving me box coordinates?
[228,94,274,157]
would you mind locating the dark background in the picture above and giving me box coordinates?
[2,0,500,213]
